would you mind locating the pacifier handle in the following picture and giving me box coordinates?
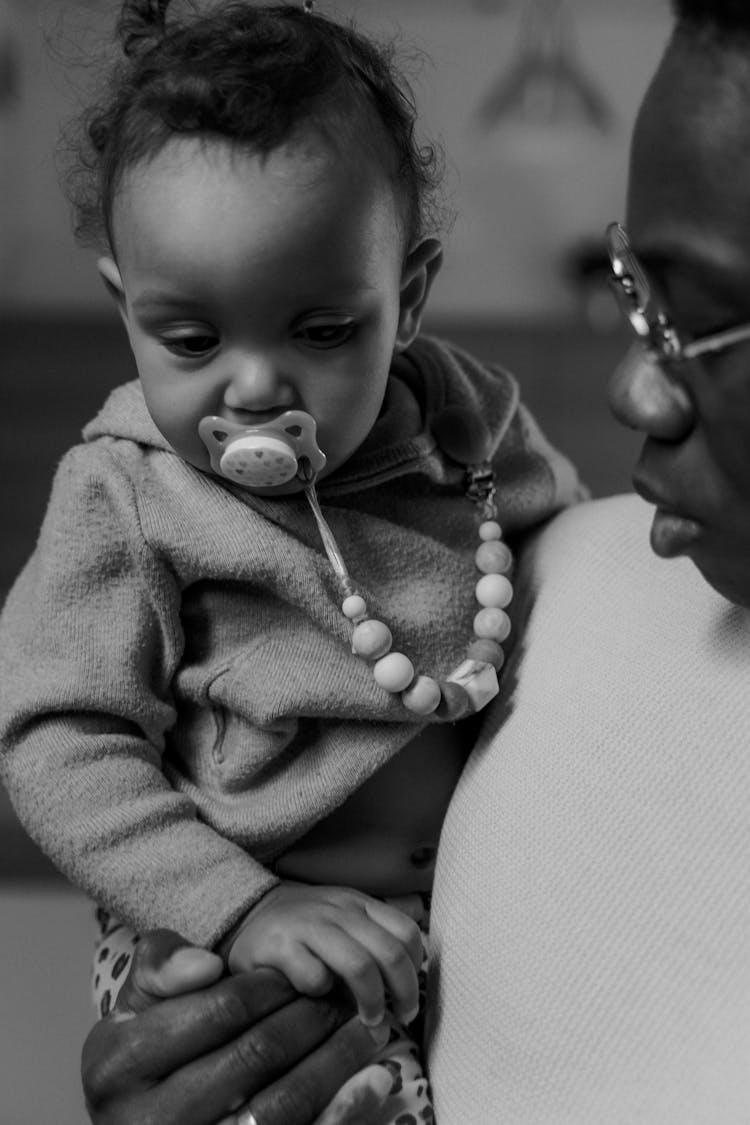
[198,410,326,490]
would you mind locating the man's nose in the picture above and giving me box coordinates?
[607,344,695,441]
[223,354,293,411]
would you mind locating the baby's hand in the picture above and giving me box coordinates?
[224,882,423,1028]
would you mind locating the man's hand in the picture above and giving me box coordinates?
[82,929,390,1125]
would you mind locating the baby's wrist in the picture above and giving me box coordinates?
[215,882,284,966]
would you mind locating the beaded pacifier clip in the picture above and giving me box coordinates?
[301,405,512,723]
[200,406,512,723]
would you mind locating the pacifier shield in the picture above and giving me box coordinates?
[198,409,327,491]
[219,433,298,486]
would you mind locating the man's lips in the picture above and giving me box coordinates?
[649,509,702,557]
[632,473,702,558]
[632,470,681,515]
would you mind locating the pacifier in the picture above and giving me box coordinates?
[198,410,326,490]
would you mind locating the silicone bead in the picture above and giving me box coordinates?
[478,520,503,541]
[475,540,512,575]
[352,619,392,659]
[467,638,505,670]
[475,573,513,609]
[373,652,415,692]
[435,681,472,721]
[342,594,367,620]
[473,606,511,642]
[402,675,441,715]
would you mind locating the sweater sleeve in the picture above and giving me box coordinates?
[0,445,278,948]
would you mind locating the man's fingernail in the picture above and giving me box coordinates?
[364,1018,391,1048]
[359,1011,383,1028]
[167,947,223,975]
[236,1108,259,1125]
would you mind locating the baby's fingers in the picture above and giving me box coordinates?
[363,898,423,971]
[344,915,420,1027]
[305,928,386,1028]
[281,946,335,998]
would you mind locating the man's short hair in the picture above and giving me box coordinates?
[673,0,750,36]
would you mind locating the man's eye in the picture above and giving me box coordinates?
[162,335,219,357]
[297,322,355,349]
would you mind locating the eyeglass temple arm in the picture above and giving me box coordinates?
[683,322,750,359]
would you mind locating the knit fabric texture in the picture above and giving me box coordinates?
[0,335,583,947]
[428,494,750,1122]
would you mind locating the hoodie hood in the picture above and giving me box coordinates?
[79,335,523,496]
[83,380,172,451]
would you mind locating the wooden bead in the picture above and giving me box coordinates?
[473,606,511,642]
[475,573,513,609]
[351,619,392,659]
[342,594,367,620]
[475,540,512,575]
[373,652,415,692]
[467,638,505,670]
[402,675,441,715]
[478,520,502,541]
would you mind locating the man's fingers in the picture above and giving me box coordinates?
[148,995,367,1125]
[114,931,224,1017]
[246,1016,391,1125]
[83,967,301,1103]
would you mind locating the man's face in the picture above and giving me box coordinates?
[608,32,750,608]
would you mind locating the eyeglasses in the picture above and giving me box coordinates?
[606,221,750,364]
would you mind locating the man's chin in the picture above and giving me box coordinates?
[689,553,750,611]
[648,512,750,608]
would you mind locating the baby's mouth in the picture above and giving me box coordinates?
[225,408,285,425]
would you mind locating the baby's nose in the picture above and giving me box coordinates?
[224,355,292,410]
[608,344,694,441]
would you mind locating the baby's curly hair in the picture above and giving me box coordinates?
[65,0,443,253]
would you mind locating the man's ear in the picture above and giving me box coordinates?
[97,256,129,329]
[396,237,443,350]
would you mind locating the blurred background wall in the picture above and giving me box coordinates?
[2,0,670,316]
[0,2,671,1122]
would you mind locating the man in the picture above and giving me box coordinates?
[82,1,750,1121]
[428,0,750,1118]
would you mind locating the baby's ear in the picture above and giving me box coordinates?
[396,238,443,350]
[97,256,129,327]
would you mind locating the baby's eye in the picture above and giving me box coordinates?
[296,321,355,349]
[161,334,219,358]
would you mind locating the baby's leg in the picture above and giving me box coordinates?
[312,1017,433,1125]
[91,907,140,1016]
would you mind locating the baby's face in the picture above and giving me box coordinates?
[103,133,418,487]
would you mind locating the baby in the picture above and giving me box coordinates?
[0,1,584,1118]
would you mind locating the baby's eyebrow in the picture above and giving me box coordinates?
[132,289,200,310]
